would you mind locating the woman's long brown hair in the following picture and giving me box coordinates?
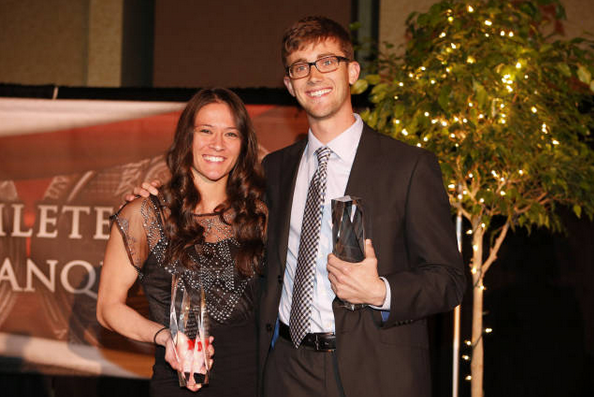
[161,88,266,276]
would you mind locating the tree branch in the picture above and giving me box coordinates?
[481,221,510,275]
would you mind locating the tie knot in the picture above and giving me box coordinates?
[315,146,331,168]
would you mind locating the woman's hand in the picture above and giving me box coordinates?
[163,332,215,392]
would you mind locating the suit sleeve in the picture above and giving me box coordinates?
[383,151,466,327]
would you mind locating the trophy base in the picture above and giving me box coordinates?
[178,371,208,387]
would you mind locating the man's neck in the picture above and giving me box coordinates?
[308,109,356,145]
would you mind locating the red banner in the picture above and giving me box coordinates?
[0,98,306,377]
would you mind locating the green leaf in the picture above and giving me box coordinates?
[590,81,594,93]
[351,79,368,95]
[573,204,582,218]
[365,74,381,85]
[438,85,452,111]
[577,64,592,84]
[473,81,488,108]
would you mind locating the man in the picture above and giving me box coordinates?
[258,16,465,397]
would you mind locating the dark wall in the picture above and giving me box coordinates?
[152,0,351,88]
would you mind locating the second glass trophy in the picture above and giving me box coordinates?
[331,195,367,310]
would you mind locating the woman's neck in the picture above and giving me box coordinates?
[193,182,228,214]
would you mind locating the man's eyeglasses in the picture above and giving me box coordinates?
[286,55,350,79]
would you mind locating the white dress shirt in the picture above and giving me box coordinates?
[278,114,390,333]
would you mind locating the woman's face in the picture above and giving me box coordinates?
[190,102,242,187]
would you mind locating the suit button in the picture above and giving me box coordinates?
[266,323,273,332]
[277,275,283,284]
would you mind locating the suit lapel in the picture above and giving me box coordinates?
[276,140,306,273]
[345,125,377,195]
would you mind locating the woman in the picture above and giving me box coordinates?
[97,88,266,396]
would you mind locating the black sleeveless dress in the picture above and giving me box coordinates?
[112,195,258,397]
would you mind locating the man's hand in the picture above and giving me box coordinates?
[327,239,386,306]
[124,179,162,202]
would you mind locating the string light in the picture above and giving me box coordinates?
[468,5,474,12]
[465,340,472,346]
[398,81,404,87]
[484,20,492,26]
[448,16,454,23]
[508,31,514,37]
[423,137,429,142]
[516,62,522,69]
[473,244,479,251]
[465,376,472,381]
[466,229,473,235]
[441,120,448,127]
[500,30,506,36]
[519,169,524,175]
[462,355,470,361]
[478,113,484,119]
[479,198,485,203]
[402,128,409,136]
[468,102,474,107]
[470,267,477,274]
[485,328,493,333]
[451,43,457,49]
[500,191,506,196]
[531,106,537,113]
[468,172,474,178]
[440,32,447,38]
[424,111,430,117]
[552,139,559,145]
[431,79,436,84]
[481,223,486,228]
[467,56,476,64]
[448,183,456,189]
[463,118,468,123]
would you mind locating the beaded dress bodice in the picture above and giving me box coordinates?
[112,195,257,328]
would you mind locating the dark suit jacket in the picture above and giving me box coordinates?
[258,125,466,397]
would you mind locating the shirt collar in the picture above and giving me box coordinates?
[305,114,363,165]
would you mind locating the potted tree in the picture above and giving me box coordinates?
[353,1,594,395]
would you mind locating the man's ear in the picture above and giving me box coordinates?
[348,61,361,85]
[283,75,296,97]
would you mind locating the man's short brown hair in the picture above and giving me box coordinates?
[281,16,354,68]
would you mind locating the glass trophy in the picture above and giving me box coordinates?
[331,196,367,310]
[169,274,210,387]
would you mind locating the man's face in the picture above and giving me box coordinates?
[283,39,360,123]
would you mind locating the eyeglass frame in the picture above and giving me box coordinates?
[285,55,351,79]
